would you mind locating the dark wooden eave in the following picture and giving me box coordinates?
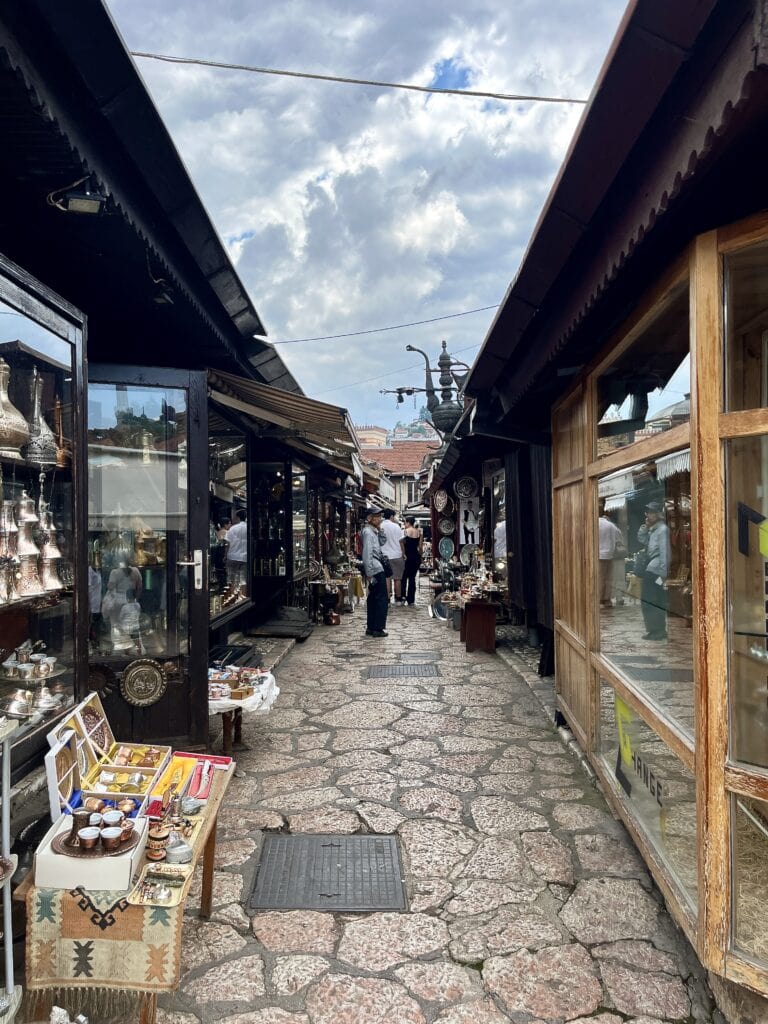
[465,0,768,429]
[0,0,300,391]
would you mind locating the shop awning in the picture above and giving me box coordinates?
[208,369,358,457]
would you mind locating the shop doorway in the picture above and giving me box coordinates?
[86,366,209,746]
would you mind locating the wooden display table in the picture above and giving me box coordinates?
[459,598,498,653]
[17,764,234,1024]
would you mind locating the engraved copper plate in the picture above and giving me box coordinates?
[52,828,141,859]
[81,707,108,754]
[433,489,449,512]
[120,658,167,708]
[454,475,478,498]
[438,517,455,536]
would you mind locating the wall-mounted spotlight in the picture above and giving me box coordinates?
[46,175,109,215]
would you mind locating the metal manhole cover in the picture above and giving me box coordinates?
[248,834,407,911]
[366,663,440,678]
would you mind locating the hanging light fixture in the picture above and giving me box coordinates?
[46,175,109,215]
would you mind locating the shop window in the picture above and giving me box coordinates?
[252,464,286,576]
[491,470,507,581]
[596,280,690,457]
[209,428,248,617]
[292,468,308,575]
[725,241,768,411]
[87,384,188,658]
[732,795,768,961]
[724,435,768,768]
[600,680,697,906]
[0,297,79,761]
[597,455,693,738]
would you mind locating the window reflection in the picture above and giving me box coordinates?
[596,280,690,457]
[292,469,308,575]
[733,795,768,960]
[725,242,768,411]
[209,427,248,616]
[726,435,768,768]
[87,384,188,659]
[600,680,697,906]
[598,454,693,737]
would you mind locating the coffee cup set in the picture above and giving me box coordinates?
[66,807,135,852]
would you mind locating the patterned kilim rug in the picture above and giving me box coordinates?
[26,884,184,1006]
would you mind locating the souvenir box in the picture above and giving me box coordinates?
[34,813,149,891]
[44,729,148,821]
[46,692,171,806]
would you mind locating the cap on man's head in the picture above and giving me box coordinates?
[645,501,663,513]
[366,506,383,517]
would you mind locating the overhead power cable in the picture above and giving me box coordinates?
[314,343,481,396]
[269,303,499,344]
[130,51,588,105]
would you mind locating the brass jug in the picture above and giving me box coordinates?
[0,358,29,460]
[40,504,62,560]
[41,557,63,592]
[16,520,39,558]
[24,367,57,465]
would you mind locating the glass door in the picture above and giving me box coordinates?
[87,367,209,746]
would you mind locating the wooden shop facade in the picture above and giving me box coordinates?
[465,0,768,1005]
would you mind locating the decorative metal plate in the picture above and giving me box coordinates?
[460,543,478,566]
[433,489,449,512]
[454,475,478,498]
[438,517,455,536]
[52,828,141,859]
[308,558,322,579]
[81,707,108,753]
[248,834,407,911]
[367,664,440,678]
[88,663,117,696]
[438,537,455,559]
[120,659,167,708]
[54,744,74,809]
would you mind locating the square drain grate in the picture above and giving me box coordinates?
[248,834,407,911]
[366,663,440,679]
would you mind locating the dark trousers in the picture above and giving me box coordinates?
[403,557,419,604]
[367,572,389,632]
[641,571,667,637]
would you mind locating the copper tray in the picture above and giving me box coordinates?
[51,829,141,859]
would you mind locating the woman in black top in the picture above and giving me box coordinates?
[400,517,423,606]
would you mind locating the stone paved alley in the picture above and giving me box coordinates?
[159,598,720,1024]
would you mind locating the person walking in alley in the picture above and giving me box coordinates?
[380,508,405,604]
[400,516,423,606]
[639,500,670,640]
[361,507,389,637]
[598,506,625,607]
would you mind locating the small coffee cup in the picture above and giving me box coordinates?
[102,810,122,828]
[84,797,105,812]
[100,826,122,851]
[88,813,103,827]
[117,798,137,815]
[119,819,135,842]
[78,827,100,850]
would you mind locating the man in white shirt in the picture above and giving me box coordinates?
[225,509,248,587]
[380,509,405,603]
[598,511,625,607]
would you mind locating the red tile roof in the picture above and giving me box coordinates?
[362,440,439,476]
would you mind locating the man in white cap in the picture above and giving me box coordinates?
[639,500,670,640]
[361,507,389,637]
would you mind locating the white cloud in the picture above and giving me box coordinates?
[108,0,627,425]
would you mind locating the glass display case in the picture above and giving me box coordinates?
[0,264,84,778]
[252,463,287,576]
[209,426,248,618]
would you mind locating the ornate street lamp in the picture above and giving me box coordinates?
[380,341,469,460]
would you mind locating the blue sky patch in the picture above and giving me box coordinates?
[430,57,472,91]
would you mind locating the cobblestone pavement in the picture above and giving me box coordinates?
[159,595,719,1024]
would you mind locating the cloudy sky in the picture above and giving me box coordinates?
[106,0,627,428]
